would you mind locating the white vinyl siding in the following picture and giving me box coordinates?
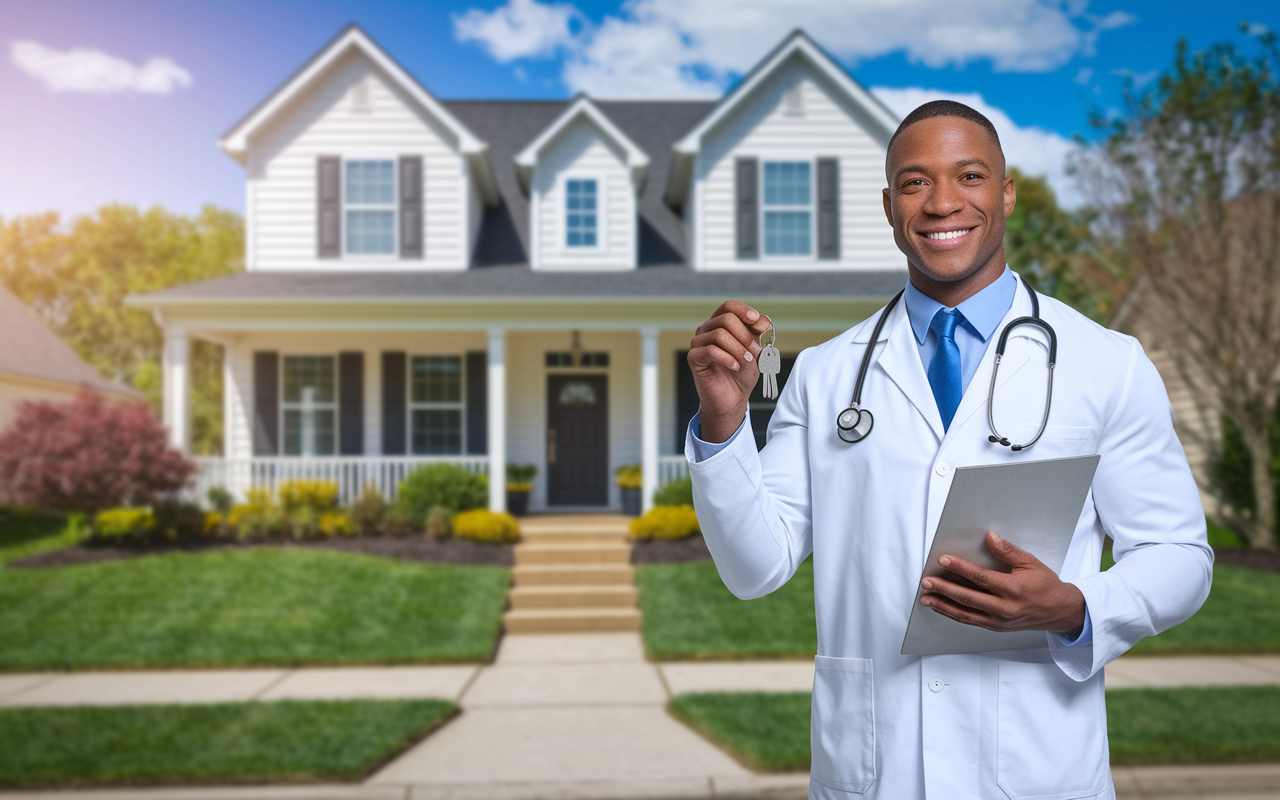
[247,51,470,270]
[532,117,635,270]
[694,56,899,270]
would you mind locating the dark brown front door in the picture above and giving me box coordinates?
[547,374,608,506]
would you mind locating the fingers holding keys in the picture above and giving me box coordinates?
[689,299,773,443]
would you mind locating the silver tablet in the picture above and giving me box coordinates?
[900,454,1101,656]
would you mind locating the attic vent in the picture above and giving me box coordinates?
[351,77,373,114]
[783,84,804,117]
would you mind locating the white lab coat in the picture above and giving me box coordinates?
[686,274,1213,800]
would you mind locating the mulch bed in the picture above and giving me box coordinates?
[7,535,513,569]
[1213,545,1280,575]
[630,533,713,564]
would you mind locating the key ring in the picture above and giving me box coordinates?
[758,314,775,349]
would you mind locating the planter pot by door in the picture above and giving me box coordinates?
[621,487,641,516]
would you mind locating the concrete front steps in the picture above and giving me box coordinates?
[505,515,641,634]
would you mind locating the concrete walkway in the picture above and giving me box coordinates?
[4,637,1280,799]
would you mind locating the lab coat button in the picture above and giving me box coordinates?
[935,462,950,476]
[928,677,945,693]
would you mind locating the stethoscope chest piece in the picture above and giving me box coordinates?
[837,406,874,443]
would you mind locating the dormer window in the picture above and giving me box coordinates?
[345,160,396,255]
[762,161,813,257]
[565,178,599,248]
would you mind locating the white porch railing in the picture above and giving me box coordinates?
[192,456,489,507]
[658,455,690,486]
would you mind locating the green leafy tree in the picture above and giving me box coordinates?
[0,205,243,455]
[1078,30,1280,546]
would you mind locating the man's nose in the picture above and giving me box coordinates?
[921,182,963,216]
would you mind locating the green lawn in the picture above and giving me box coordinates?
[0,547,509,670]
[671,686,1280,771]
[640,544,1280,659]
[636,558,817,660]
[0,511,79,565]
[0,699,453,788]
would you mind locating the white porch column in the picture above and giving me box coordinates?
[162,327,190,454]
[487,328,507,513]
[641,327,659,513]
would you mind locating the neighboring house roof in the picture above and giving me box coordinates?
[513,95,651,196]
[0,285,141,399]
[218,24,501,206]
[129,265,906,304]
[665,29,900,206]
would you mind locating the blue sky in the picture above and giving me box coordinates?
[1,0,1276,219]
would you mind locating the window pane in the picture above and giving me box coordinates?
[411,356,462,404]
[283,356,335,404]
[565,179,598,248]
[346,160,394,204]
[283,408,335,456]
[347,210,395,254]
[764,161,811,206]
[764,211,812,256]
[411,409,462,455]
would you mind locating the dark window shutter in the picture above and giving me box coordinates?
[736,158,759,259]
[399,156,423,259]
[381,351,406,455]
[675,350,701,453]
[817,157,840,260]
[339,352,364,455]
[317,156,341,259]
[466,351,487,455]
[253,351,279,456]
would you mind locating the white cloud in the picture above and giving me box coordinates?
[455,0,1135,99]
[452,0,580,63]
[1074,67,1094,84]
[10,40,192,96]
[872,87,1084,209]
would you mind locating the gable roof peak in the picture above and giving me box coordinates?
[513,94,651,195]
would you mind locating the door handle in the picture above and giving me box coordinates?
[548,429,557,465]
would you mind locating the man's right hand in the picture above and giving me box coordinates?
[688,299,773,443]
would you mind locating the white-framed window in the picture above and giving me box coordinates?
[761,160,814,257]
[564,178,599,248]
[410,355,464,455]
[345,159,396,255]
[282,355,337,456]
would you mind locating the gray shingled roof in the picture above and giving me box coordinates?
[0,285,140,397]
[139,99,906,304]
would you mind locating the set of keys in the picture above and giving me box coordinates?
[757,315,781,400]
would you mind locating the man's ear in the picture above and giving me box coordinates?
[1003,173,1016,218]
[883,188,893,226]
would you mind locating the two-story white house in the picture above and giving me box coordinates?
[131,25,907,514]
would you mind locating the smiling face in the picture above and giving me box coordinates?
[882,115,1016,304]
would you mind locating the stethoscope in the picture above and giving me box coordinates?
[836,280,1057,451]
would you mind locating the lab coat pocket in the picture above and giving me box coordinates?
[997,662,1107,800]
[811,656,876,794]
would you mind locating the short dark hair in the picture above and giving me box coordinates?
[887,100,1002,160]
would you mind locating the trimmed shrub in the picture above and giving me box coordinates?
[152,501,204,539]
[425,505,454,539]
[347,485,389,536]
[207,487,233,514]
[653,477,694,507]
[506,463,537,492]
[278,479,338,514]
[203,511,225,536]
[453,509,520,544]
[94,508,155,540]
[396,464,487,522]
[318,510,352,537]
[630,504,700,540]
[226,490,282,541]
[0,387,194,512]
[616,464,642,490]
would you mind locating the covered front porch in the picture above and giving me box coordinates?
[140,287,883,514]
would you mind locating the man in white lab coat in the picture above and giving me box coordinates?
[685,101,1213,799]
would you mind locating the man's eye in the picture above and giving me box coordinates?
[962,173,982,181]
[905,179,926,187]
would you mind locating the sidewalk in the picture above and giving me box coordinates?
[3,636,1280,799]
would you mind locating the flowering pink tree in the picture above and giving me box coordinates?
[0,387,194,512]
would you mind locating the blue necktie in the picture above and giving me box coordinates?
[928,309,964,431]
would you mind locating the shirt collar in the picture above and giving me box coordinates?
[904,266,1017,345]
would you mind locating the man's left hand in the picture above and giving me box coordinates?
[920,532,1086,635]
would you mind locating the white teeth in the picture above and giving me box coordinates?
[925,228,973,240]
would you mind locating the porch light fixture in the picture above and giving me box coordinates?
[570,330,584,368]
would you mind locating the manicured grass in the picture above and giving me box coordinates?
[0,548,509,670]
[636,558,817,660]
[671,686,1280,771]
[0,699,454,787]
[0,512,78,565]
